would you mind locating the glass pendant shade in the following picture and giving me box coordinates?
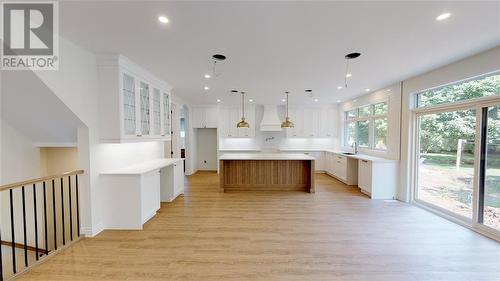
[281,91,294,128]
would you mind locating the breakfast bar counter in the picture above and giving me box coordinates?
[219,153,315,193]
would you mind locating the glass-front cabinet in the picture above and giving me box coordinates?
[97,54,171,142]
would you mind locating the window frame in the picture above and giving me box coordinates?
[343,100,389,151]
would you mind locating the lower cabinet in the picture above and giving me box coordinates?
[161,160,185,202]
[358,160,398,199]
[324,152,358,185]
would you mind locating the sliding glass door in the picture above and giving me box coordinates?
[480,105,500,231]
[417,109,476,219]
[413,72,500,236]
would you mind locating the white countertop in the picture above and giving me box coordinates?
[218,148,261,152]
[220,153,315,160]
[101,158,183,175]
[324,150,398,162]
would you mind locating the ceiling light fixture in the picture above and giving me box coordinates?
[344,52,360,88]
[204,86,209,90]
[365,88,370,92]
[217,99,221,103]
[237,91,250,128]
[337,86,343,90]
[305,89,313,98]
[436,12,451,21]
[337,100,342,103]
[314,98,319,102]
[281,91,294,128]
[204,74,211,79]
[249,99,254,102]
[158,16,169,24]
[211,54,226,78]
[282,99,286,102]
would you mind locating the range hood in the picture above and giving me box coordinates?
[260,105,283,131]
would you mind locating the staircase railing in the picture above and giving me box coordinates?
[0,170,84,280]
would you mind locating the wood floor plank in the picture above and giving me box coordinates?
[14,171,500,281]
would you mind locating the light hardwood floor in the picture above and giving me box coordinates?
[15,172,500,281]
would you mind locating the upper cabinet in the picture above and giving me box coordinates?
[192,106,218,128]
[218,105,256,138]
[286,107,337,138]
[97,54,172,143]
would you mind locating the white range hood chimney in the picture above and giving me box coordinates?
[260,105,282,131]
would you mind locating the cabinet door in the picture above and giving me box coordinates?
[122,73,137,136]
[173,161,185,196]
[358,160,372,193]
[139,81,151,136]
[303,109,320,137]
[192,107,205,128]
[152,88,162,136]
[323,108,337,137]
[286,108,303,138]
[204,107,218,128]
[161,92,171,136]
[228,108,240,137]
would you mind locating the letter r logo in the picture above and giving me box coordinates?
[2,3,54,56]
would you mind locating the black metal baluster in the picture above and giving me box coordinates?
[76,174,80,237]
[9,189,16,274]
[32,183,39,261]
[43,181,48,256]
[51,179,57,251]
[60,178,65,246]
[68,176,73,241]
[21,186,28,267]
[0,220,4,281]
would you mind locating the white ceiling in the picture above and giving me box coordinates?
[59,1,500,105]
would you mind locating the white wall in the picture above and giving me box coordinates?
[399,46,500,202]
[338,83,402,160]
[196,129,218,170]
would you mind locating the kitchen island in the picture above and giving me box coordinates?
[219,153,315,193]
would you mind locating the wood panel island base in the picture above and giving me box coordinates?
[219,153,315,193]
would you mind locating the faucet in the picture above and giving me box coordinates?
[352,141,358,154]
[265,137,275,142]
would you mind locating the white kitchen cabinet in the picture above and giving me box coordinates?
[324,152,358,185]
[97,54,172,142]
[358,159,398,199]
[192,106,218,128]
[101,159,183,230]
[286,107,336,138]
[219,105,255,138]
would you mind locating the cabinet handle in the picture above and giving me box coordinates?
[362,160,368,163]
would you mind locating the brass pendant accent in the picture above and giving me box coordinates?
[281,116,294,128]
[237,117,250,128]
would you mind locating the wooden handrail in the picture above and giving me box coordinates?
[0,170,84,192]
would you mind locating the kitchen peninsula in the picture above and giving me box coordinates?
[219,153,315,193]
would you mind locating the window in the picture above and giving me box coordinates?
[343,101,389,150]
[374,118,388,149]
[417,73,500,108]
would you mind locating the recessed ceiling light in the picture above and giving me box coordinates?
[353,99,358,102]
[282,99,286,102]
[248,99,254,102]
[314,98,319,102]
[204,86,209,90]
[387,89,391,92]
[346,73,352,78]
[337,100,342,103]
[337,86,343,90]
[204,74,211,79]
[365,88,370,92]
[158,16,169,24]
[216,99,221,103]
[436,12,451,21]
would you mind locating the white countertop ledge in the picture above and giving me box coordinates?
[218,148,261,152]
[101,158,183,175]
[325,150,398,162]
[220,153,315,160]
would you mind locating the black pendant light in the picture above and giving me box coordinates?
[344,52,361,88]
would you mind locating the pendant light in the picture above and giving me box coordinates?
[281,91,294,128]
[236,91,250,128]
[344,52,361,88]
